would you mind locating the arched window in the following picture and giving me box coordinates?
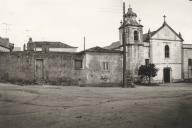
[165,45,170,58]
[134,31,139,41]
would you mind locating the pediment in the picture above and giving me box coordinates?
[151,24,182,41]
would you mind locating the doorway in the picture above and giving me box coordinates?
[163,68,170,83]
[35,59,44,80]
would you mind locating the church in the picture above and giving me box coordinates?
[105,6,192,83]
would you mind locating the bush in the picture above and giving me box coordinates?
[138,64,158,85]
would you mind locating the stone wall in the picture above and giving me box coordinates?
[84,52,122,86]
[0,51,123,86]
[183,45,192,80]
[0,51,85,85]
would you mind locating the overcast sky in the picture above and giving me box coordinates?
[0,0,192,50]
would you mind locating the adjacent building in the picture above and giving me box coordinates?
[0,37,14,52]
[27,38,78,52]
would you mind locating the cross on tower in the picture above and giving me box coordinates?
[163,15,167,22]
[138,18,141,24]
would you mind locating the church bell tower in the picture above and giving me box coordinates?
[119,5,144,80]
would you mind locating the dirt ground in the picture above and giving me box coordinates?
[0,83,192,128]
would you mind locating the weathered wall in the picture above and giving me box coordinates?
[154,64,182,83]
[151,40,182,64]
[0,52,86,85]
[183,46,192,80]
[143,43,150,60]
[0,51,122,86]
[84,52,122,85]
[150,40,182,82]
[126,45,144,77]
[119,25,144,79]
[0,52,35,81]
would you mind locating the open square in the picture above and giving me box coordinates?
[0,83,192,128]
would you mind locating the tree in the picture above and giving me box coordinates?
[138,64,158,85]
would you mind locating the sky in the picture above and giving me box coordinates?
[0,0,192,51]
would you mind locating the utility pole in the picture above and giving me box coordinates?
[84,36,86,51]
[122,1,127,88]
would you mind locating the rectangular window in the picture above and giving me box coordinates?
[145,59,149,65]
[75,60,83,69]
[148,51,150,58]
[35,47,43,51]
[188,59,192,66]
[190,68,192,77]
[103,62,110,71]
[134,31,139,41]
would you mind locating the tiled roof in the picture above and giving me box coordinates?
[0,37,14,50]
[82,46,121,53]
[32,41,77,48]
[143,31,156,42]
[104,41,121,50]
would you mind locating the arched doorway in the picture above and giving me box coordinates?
[163,68,171,83]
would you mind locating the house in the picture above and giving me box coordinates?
[78,46,122,85]
[27,38,78,52]
[0,37,14,52]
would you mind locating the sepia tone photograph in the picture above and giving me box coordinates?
[0,0,192,128]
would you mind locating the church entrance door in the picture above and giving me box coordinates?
[163,68,170,83]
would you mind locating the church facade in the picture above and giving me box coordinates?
[106,6,192,83]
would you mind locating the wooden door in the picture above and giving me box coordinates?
[164,68,170,83]
[35,59,44,80]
